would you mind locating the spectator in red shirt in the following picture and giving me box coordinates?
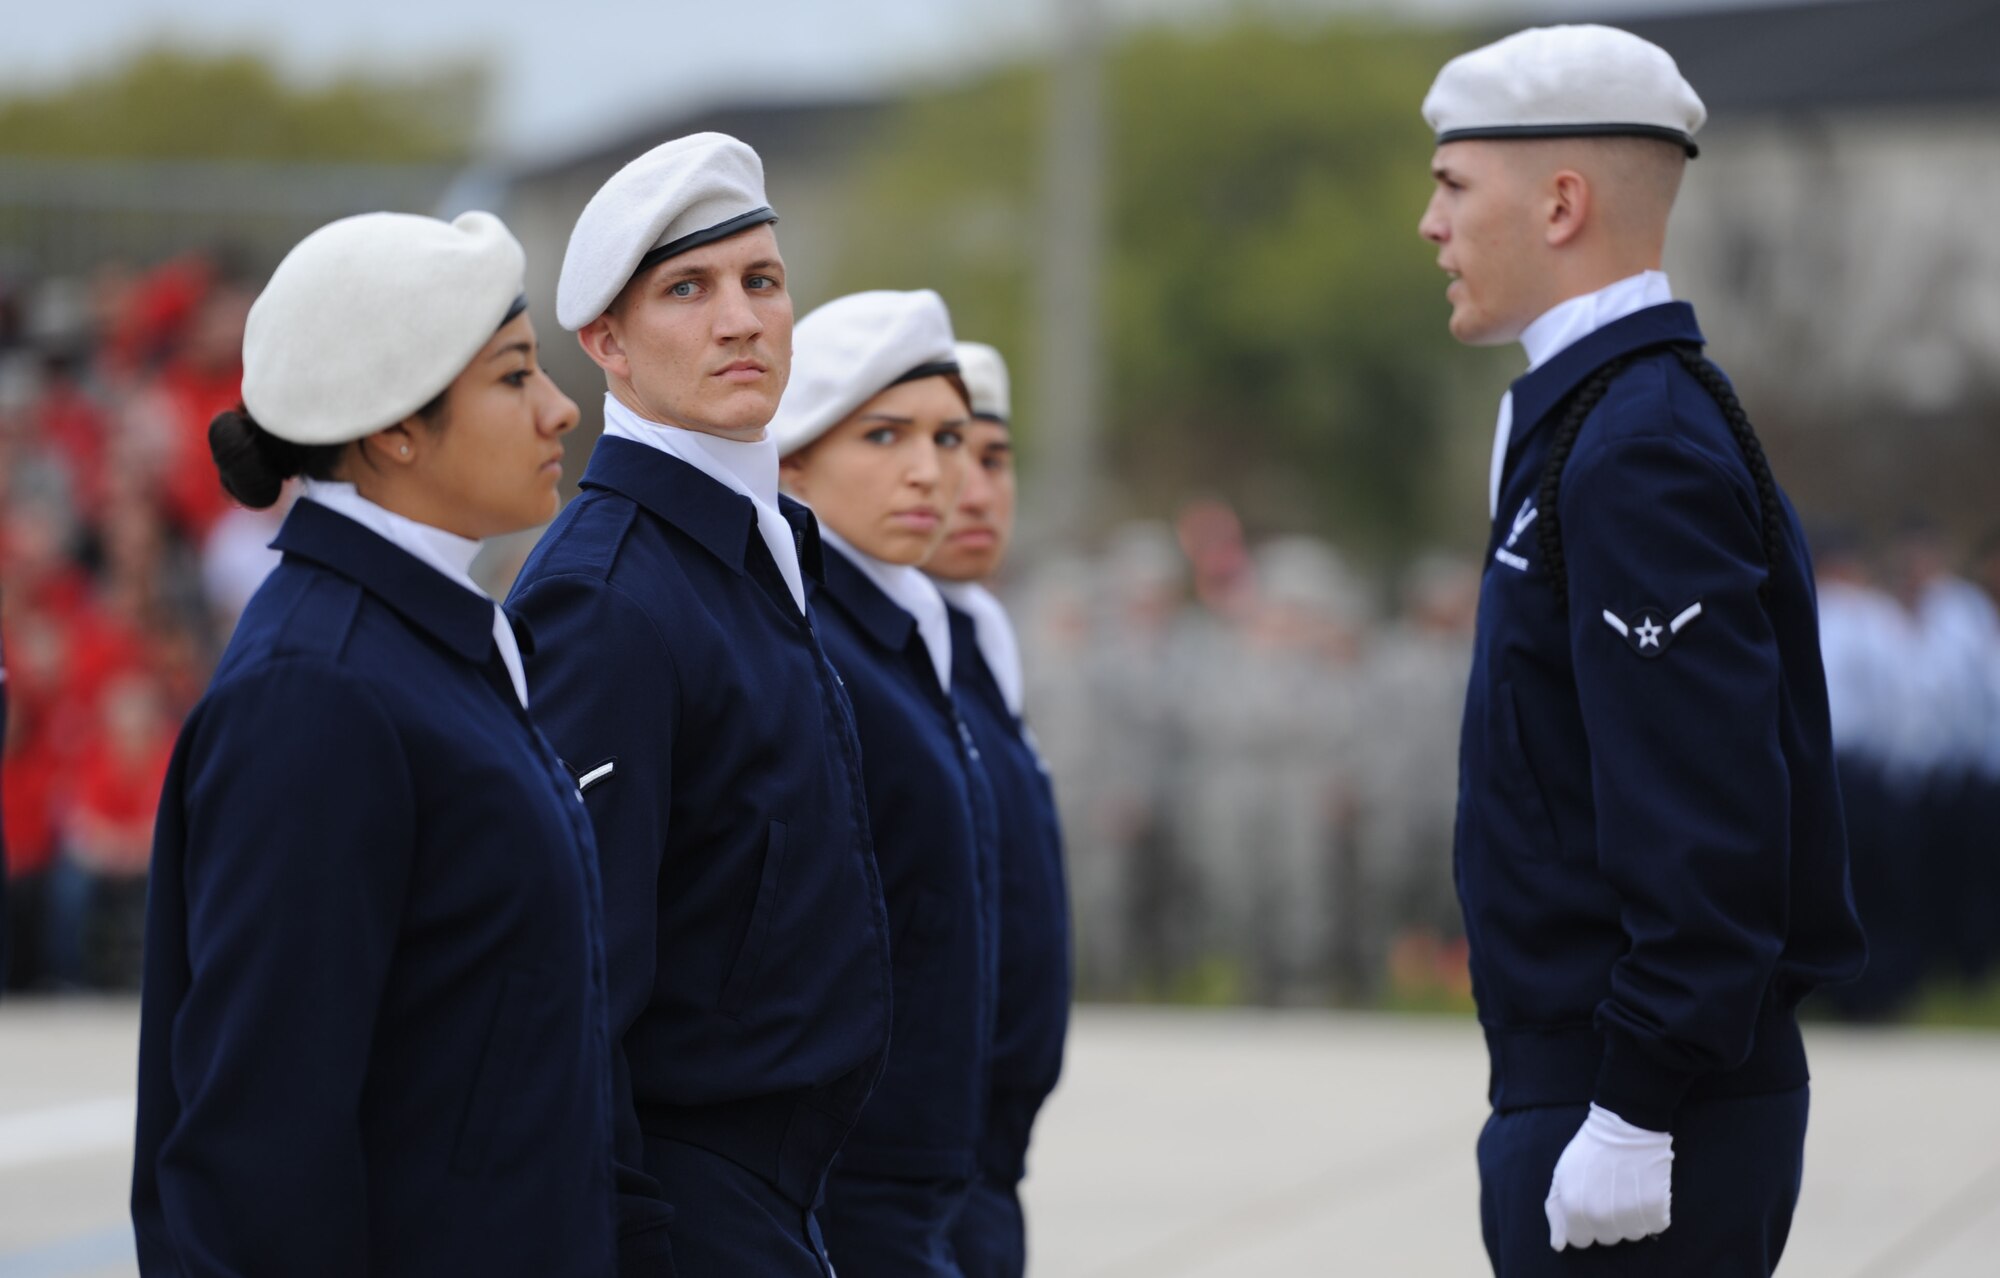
[149,279,250,540]
[46,669,175,987]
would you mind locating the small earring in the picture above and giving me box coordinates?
[399,445,410,456]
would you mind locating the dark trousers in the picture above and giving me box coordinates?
[642,1137,835,1278]
[1963,777,2000,982]
[1477,1087,1808,1277]
[1918,774,1999,985]
[820,1170,971,1277]
[1828,759,1924,1018]
[947,1174,1026,1278]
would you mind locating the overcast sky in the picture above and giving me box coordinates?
[4,0,1834,163]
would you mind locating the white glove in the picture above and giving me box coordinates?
[1544,1103,1673,1251]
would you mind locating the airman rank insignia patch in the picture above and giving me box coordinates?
[1601,601,1703,659]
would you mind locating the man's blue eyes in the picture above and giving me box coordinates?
[670,276,778,298]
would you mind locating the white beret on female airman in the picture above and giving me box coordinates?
[770,289,961,457]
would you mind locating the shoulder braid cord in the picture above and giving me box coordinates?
[1533,342,1781,613]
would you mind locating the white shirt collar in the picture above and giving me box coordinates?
[301,479,528,708]
[1519,269,1674,372]
[599,393,806,613]
[934,580,1024,718]
[820,524,953,693]
[1488,270,1674,518]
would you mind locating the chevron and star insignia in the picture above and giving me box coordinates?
[1601,601,1703,659]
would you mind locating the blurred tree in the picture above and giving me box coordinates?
[0,47,486,163]
[826,20,1510,555]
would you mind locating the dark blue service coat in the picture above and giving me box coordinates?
[944,606,1070,1278]
[507,437,892,1275]
[814,549,1000,1275]
[1457,301,1866,1136]
[132,498,616,1278]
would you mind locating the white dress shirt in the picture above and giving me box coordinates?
[934,580,1024,717]
[301,480,528,708]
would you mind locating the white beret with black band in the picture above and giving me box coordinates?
[771,290,960,458]
[557,131,778,330]
[241,210,526,447]
[1423,24,1707,158]
[953,341,1010,424]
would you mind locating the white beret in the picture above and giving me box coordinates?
[557,131,778,330]
[771,290,960,458]
[241,210,525,447]
[1423,25,1706,158]
[954,341,1010,423]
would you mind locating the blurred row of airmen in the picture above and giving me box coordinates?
[1815,525,2000,1015]
[1016,522,1480,1005]
[1021,514,2000,1015]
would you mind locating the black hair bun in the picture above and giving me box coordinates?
[208,406,304,510]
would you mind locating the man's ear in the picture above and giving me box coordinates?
[576,314,629,379]
[1546,169,1591,248]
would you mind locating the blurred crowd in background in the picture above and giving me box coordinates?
[5,251,1997,1018]
[1814,526,2000,1019]
[1,252,273,989]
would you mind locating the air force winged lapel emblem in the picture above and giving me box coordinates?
[1601,601,1703,659]
[1493,499,1538,572]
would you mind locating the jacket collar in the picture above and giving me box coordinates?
[582,436,830,586]
[815,541,917,654]
[1509,301,1703,442]
[779,494,828,585]
[274,498,494,663]
[581,435,757,575]
[946,605,1003,704]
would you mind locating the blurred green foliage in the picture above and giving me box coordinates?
[0,47,486,163]
[1909,981,2000,1030]
[827,20,1507,554]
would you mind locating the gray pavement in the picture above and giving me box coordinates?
[2,999,1996,1276]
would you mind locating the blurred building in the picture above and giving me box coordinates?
[0,158,459,279]
[1617,0,2000,528]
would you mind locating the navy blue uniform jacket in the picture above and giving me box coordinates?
[947,607,1069,1186]
[816,549,1000,1182]
[132,498,616,1277]
[1457,302,1866,1134]
[506,438,892,1255]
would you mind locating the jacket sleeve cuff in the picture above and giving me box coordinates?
[1593,1029,1697,1134]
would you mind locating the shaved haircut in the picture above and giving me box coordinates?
[1519,135,1688,236]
